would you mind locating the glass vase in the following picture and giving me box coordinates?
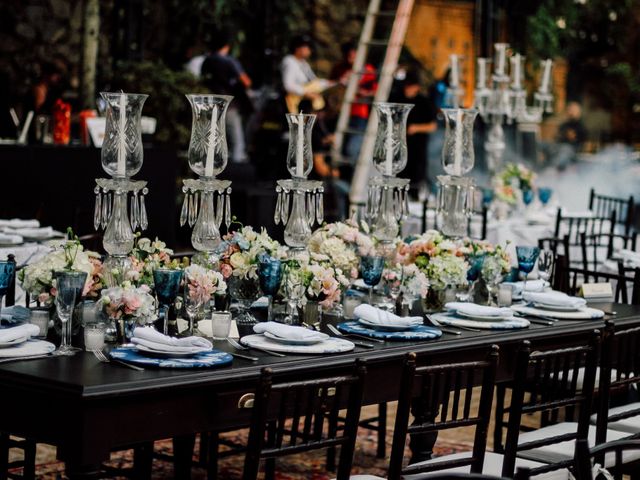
[372,102,413,177]
[441,108,478,176]
[101,92,148,178]
[285,113,315,179]
[186,94,233,178]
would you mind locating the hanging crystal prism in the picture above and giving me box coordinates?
[274,187,282,225]
[316,190,323,224]
[139,189,148,230]
[224,189,232,228]
[94,188,102,231]
[180,191,189,226]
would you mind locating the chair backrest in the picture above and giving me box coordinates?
[580,231,637,272]
[595,321,640,447]
[4,254,16,307]
[243,360,367,480]
[413,470,530,480]
[502,332,600,477]
[589,188,635,235]
[554,208,615,247]
[538,236,570,284]
[574,438,640,480]
[387,346,499,480]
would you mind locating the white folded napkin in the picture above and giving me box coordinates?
[503,280,549,297]
[0,233,23,244]
[0,219,40,229]
[0,324,40,343]
[560,209,593,218]
[0,340,55,358]
[523,291,587,309]
[130,326,212,353]
[620,249,640,265]
[253,321,329,341]
[445,302,512,318]
[5,226,53,238]
[354,304,423,327]
[0,306,30,323]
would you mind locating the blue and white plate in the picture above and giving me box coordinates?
[339,321,442,341]
[240,334,354,354]
[110,346,233,368]
[133,344,208,358]
[263,332,324,346]
[430,313,529,330]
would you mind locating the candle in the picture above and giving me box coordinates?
[511,53,522,89]
[84,325,105,351]
[496,45,506,76]
[497,284,513,307]
[450,54,459,87]
[539,59,553,94]
[343,295,362,319]
[205,105,218,177]
[29,310,50,338]
[477,58,487,89]
[210,310,232,340]
[385,112,393,176]
[453,109,463,176]
[116,94,127,177]
[296,113,304,177]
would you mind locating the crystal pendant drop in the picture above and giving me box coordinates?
[316,191,323,224]
[215,192,224,228]
[94,191,102,231]
[192,192,199,224]
[274,188,282,225]
[403,187,409,216]
[139,191,148,230]
[188,193,196,227]
[281,191,290,225]
[180,192,189,226]
[306,192,315,226]
[130,194,138,231]
[101,191,109,229]
[224,189,232,228]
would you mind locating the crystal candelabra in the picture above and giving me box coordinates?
[273,113,324,254]
[180,94,233,265]
[365,102,413,244]
[436,108,479,238]
[445,54,464,108]
[93,92,149,284]
[472,43,553,171]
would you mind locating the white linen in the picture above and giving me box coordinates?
[620,249,640,265]
[0,340,55,358]
[0,219,40,229]
[0,233,23,245]
[522,290,587,309]
[0,324,40,343]
[130,326,212,353]
[445,302,512,318]
[503,279,549,296]
[0,305,30,322]
[253,321,328,341]
[354,304,423,327]
[5,226,53,239]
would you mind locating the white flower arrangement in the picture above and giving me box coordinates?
[184,264,226,304]
[219,226,285,280]
[99,282,156,325]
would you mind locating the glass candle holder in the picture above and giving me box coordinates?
[372,102,413,177]
[441,108,479,176]
[497,284,513,307]
[210,310,232,340]
[84,324,105,351]
[285,113,316,179]
[29,309,50,339]
[343,294,363,320]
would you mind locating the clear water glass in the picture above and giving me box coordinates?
[537,250,554,282]
[183,283,203,337]
[55,276,77,355]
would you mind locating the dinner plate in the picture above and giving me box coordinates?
[357,319,413,331]
[0,336,28,348]
[532,302,582,312]
[263,331,324,345]
[456,311,508,322]
[134,344,207,358]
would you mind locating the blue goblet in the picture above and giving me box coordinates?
[516,246,540,294]
[482,188,494,206]
[522,189,534,206]
[360,256,385,305]
[0,260,16,320]
[257,255,283,296]
[153,268,184,335]
[462,253,485,302]
[538,187,553,206]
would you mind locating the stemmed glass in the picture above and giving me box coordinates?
[55,275,78,355]
[153,268,184,335]
[462,253,485,302]
[481,256,503,306]
[538,188,553,206]
[183,283,204,337]
[516,246,541,294]
[522,189,534,207]
[360,256,385,305]
[0,261,16,319]
[283,268,305,325]
[537,250,554,283]
[257,254,283,321]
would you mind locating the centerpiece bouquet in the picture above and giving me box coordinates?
[19,234,103,305]
[492,162,536,206]
[127,236,185,286]
[184,264,227,304]
[218,226,285,280]
[98,282,156,342]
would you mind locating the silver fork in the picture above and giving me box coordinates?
[92,349,144,371]
[226,337,286,357]
[326,324,377,348]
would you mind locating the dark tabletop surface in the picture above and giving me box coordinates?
[0,302,635,399]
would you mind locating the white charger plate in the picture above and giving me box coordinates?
[263,331,325,346]
[134,344,209,358]
[357,318,413,331]
[532,302,583,312]
[0,336,28,348]
[456,311,509,322]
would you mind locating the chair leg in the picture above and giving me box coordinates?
[0,433,9,480]
[206,432,219,480]
[173,435,195,480]
[21,439,36,480]
[264,423,276,480]
[133,442,154,480]
[493,385,506,453]
[326,411,338,472]
[376,402,387,459]
[198,432,209,468]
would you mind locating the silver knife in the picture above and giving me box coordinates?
[0,354,52,364]
[230,352,259,361]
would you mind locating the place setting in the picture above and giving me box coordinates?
[0,324,56,364]
[429,302,531,330]
[511,290,606,321]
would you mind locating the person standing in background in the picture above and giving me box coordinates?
[390,69,438,198]
[201,29,252,163]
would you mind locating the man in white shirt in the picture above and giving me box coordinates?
[281,35,329,113]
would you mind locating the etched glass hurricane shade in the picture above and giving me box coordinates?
[186,94,233,178]
[101,92,148,178]
[372,102,413,177]
[441,108,479,176]
[285,113,315,179]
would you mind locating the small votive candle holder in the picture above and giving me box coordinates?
[211,311,232,340]
[84,324,106,351]
[343,294,363,320]
[29,310,50,339]
[497,284,513,307]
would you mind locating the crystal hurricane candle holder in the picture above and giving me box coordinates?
[94,92,149,285]
[436,175,475,238]
[372,103,412,177]
[274,112,323,253]
[182,94,234,264]
[441,108,479,176]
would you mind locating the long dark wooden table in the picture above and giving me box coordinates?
[0,302,638,479]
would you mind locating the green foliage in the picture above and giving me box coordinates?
[109,61,208,146]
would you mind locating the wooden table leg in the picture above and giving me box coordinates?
[173,434,196,480]
[65,461,102,480]
[408,397,438,464]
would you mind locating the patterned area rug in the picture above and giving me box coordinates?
[9,405,473,479]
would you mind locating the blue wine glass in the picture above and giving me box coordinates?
[522,189,534,206]
[257,255,283,296]
[0,261,16,320]
[482,188,494,206]
[538,187,552,206]
[516,246,540,294]
[153,268,184,335]
[360,256,385,305]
